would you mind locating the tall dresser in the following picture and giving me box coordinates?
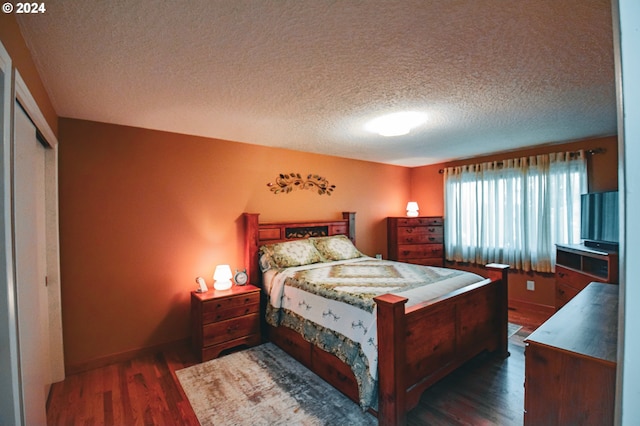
[387,216,444,266]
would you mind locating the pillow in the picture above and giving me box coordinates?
[259,239,324,269]
[310,235,362,261]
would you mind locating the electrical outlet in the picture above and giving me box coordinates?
[526,280,535,291]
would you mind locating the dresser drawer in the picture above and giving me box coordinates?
[556,266,593,291]
[396,217,443,227]
[396,226,443,244]
[556,283,582,308]
[403,257,444,267]
[398,243,443,259]
[202,292,260,323]
[203,313,260,347]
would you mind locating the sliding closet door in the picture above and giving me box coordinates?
[14,101,49,425]
[0,43,22,426]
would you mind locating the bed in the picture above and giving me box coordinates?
[243,212,509,425]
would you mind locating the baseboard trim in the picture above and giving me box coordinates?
[508,298,555,315]
[65,337,190,376]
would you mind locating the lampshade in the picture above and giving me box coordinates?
[213,264,233,290]
[406,201,419,217]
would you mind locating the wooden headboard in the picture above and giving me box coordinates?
[243,212,356,285]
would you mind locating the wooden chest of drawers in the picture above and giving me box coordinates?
[191,285,261,362]
[387,216,444,266]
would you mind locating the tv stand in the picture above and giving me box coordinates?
[555,244,618,309]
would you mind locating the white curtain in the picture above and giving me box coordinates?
[444,150,587,272]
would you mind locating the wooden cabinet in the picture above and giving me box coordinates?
[387,216,444,266]
[524,282,617,425]
[191,285,261,362]
[555,244,618,308]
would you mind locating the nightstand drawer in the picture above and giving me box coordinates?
[202,293,260,323]
[203,313,260,347]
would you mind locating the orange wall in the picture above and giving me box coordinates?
[0,14,58,136]
[409,135,618,308]
[58,118,410,370]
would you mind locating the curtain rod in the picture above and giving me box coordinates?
[437,147,606,174]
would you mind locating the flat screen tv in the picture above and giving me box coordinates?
[580,191,619,249]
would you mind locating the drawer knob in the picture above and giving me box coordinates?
[406,228,413,233]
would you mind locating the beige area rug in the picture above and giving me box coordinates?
[508,322,529,347]
[176,343,376,426]
[508,322,523,338]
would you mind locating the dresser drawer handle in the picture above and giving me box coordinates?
[227,324,239,334]
[428,227,436,232]
[428,237,436,241]
[245,298,251,303]
[406,237,413,242]
[244,308,250,314]
[558,272,567,278]
[406,228,413,233]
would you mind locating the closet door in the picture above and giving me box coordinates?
[14,102,49,425]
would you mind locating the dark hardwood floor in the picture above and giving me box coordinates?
[47,306,552,425]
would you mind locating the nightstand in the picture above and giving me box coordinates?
[191,284,261,362]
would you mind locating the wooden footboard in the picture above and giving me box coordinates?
[374,264,509,425]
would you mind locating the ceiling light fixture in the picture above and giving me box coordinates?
[364,111,427,137]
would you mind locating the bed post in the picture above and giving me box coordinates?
[342,211,356,245]
[373,293,408,426]
[485,263,510,358]
[243,213,260,285]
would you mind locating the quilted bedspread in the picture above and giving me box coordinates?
[263,257,486,410]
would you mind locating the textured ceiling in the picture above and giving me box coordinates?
[17,0,616,166]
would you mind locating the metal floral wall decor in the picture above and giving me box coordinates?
[267,173,336,196]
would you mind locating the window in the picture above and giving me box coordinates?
[444,151,587,273]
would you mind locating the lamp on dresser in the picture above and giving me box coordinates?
[406,201,419,217]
